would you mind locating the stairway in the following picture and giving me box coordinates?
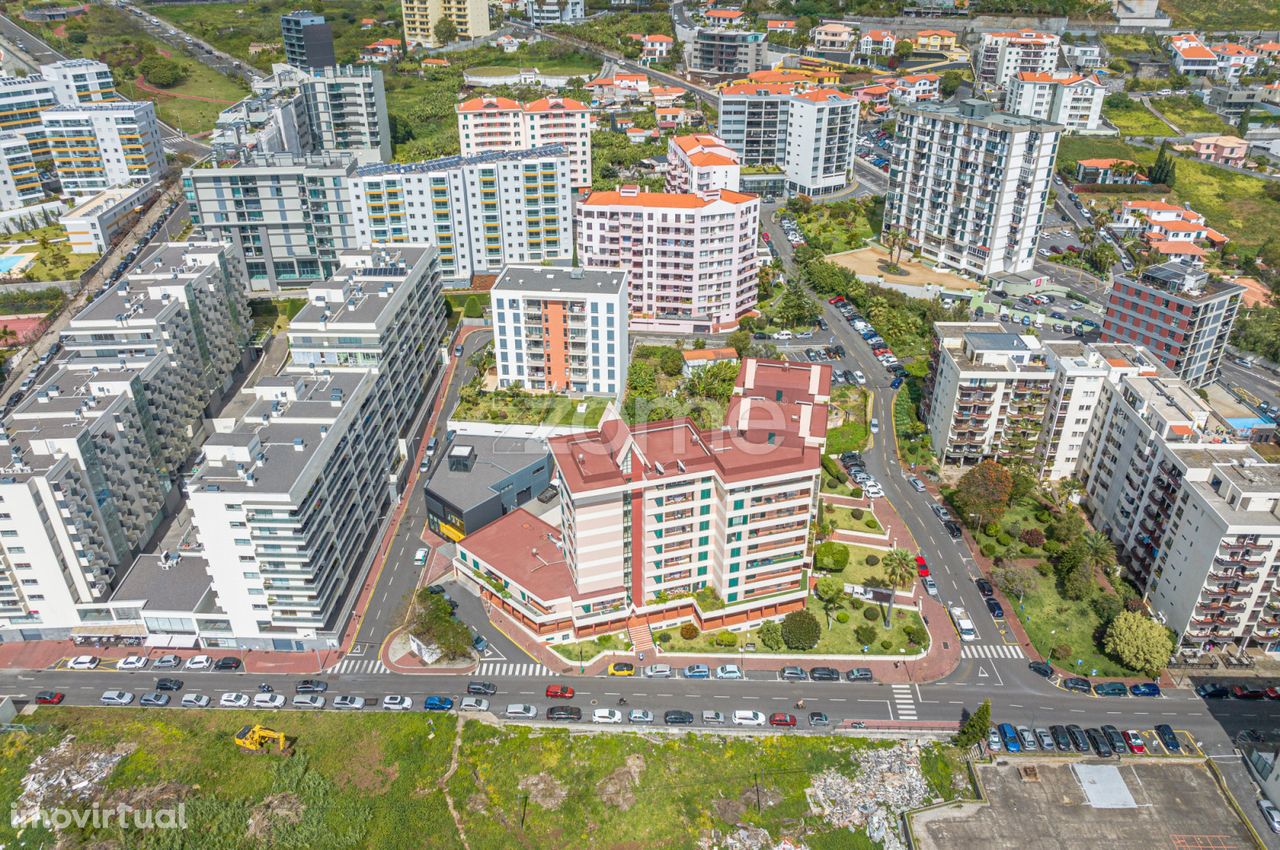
[628,619,654,655]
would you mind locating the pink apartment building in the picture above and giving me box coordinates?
[575,184,760,333]
[456,95,593,189]
[1179,134,1248,168]
[453,359,830,642]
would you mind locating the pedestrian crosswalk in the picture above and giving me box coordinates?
[891,683,916,720]
[328,657,391,676]
[476,661,551,678]
[960,644,1026,660]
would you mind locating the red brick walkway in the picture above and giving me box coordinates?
[823,493,918,552]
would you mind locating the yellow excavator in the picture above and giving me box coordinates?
[233,724,294,756]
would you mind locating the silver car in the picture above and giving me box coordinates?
[643,664,673,678]
[1017,725,1038,751]
[628,708,654,724]
[153,654,181,670]
[100,690,134,706]
[504,703,537,719]
[291,694,326,709]
[180,694,210,708]
[333,695,366,710]
[459,697,489,712]
[139,692,170,707]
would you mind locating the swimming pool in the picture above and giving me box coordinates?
[0,256,25,273]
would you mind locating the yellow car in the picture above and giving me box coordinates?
[607,662,635,677]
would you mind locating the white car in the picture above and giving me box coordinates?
[592,708,624,724]
[180,694,210,708]
[67,655,99,670]
[219,692,250,708]
[853,371,866,385]
[863,487,884,499]
[732,710,767,727]
[252,693,285,709]
[869,419,880,434]
[185,654,213,670]
[504,703,537,719]
[715,664,744,680]
[333,695,366,710]
[100,690,133,706]
[117,655,147,671]
[383,695,413,711]
[413,548,429,565]
[459,697,489,712]
[922,576,939,597]
[292,695,326,709]
[643,664,673,678]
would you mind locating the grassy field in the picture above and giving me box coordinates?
[794,203,874,254]
[827,541,897,586]
[826,385,869,455]
[1057,136,1280,250]
[1148,96,1235,135]
[0,708,962,849]
[22,6,249,133]
[1011,568,1141,678]
[249,297,308,338]
[1162,0,1280,28]
[826,504,884,537]
[1103,101,1175,137]
[1099,33,1158,57]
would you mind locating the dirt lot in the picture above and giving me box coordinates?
[911,759,1258,850]
[825,246,980,292]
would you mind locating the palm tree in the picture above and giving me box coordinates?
[882,226,910,266]
[1047,478,1082,513]
[1082,530,1117,579]
[0,326,16,348]
[881,548,916,628]
[1079,226,1097,247]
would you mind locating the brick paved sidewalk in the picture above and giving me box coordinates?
[823,493,917,552]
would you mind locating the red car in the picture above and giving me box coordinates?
[915,555,929,577]
[761,232,771,242]
[1123,730,1145,754]
[1233,685,1266,700]
[769,712,797,727]
[828,296,845,304]
[1266,686,1280,700]
[35,691,64,705]
[545,684,575,699]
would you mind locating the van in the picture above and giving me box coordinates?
[949,606,977,641]
[425,436,439,460]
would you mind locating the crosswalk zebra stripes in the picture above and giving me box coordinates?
[328,657,391,676]
[475,661,551,678]
[960,644,1026,660]
[891,683,916,720]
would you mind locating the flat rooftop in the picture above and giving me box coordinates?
[493,265,626,297]
[111,551,212,612]
[964,331,1029,352]
[62,186,149,220]
[424,435,550,512]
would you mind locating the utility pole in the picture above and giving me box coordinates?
[754,772,761,812]
[520,793,528,828]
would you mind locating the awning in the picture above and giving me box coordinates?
[143,634,200,648]
[71,623,147,637]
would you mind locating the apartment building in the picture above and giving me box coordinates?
[0,75,59,156]
[294,65,391,164]
[576,184,760,333]
[42,102,165,196]
[665,133,740,195]
[641,34,673,63]
[717,83,857,196]
[187,247,444,646]
[525,0,584,24]
[0,134,43,211]
[453,358,828,642]
[40,59,116,106]
[402,0,490,47]
[184,151,359,293]
[280,10,336,69]
[347,145,573,286]
[920,323,1054,467]
[888,73,941,103]
[0,244,252,642]
[1179,134,1248,168]
[977,30,1061,89]
[1035,342,1115,480]
[456,95,591,189]
[61,183,160,253]
[883,99,1060,277]
[1111,199,1228,263]
[1005,71,1105,132]
[491,265,629,397]
[915,29,958,52]
[1101,260,1243,388]
[1076,348,1280,652]
[692,29,768,76]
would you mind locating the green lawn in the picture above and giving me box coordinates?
[1011,568,1142,678]
[249,297,307,338]
[655,595,929,657]
[551,630,630,663]
[970,497,1050,561]
[1099,33,1158,57]
[826,385,868,455]
[827,542,898,586]
[22,243,97,282]
[893,378,935,469]
[1148,96,1235,135]
[794,203,874,254]
[1162,0,1280,28]
[825,504,884,536]
[1103,101,1175,137]
[452,390,610,427]
[1057,136,1280,250]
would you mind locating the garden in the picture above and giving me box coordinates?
[1102,94,1175,137]
[1149,95,1235,135]
[788,197,876,254]
[248,297,307,339]
[451,385,610,428]
[824,385,869,456]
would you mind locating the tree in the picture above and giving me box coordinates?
[1091,592,1122,625]
[781,609,820,650]
[954,461,1014,527]
[434,16,458,44]
[462,295,484,318]
[815,576,845,627]
[758,620,783,650]
[1149,142,1176,186]
[814,540,850,572]
[882,226,911,266]
[67,30,88,45]
[881,548,915,627]
[894,40,914,60]
[854,623,877,646]
[138,56,188,88]
[1081,530,1118,579]
[725,329,751,357]
[940,69,966,97]
[1061,563,1094,601]
[774,277,819,329]
[0,326,16,348]
[679,622,698,640]
[1238,105,1252,135]
[1103,611,1173,677]
[691,338,706,350]
[992,565,1033,603]
[954,698,991,748]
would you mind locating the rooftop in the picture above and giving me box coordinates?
[353,144,566,177]
[904,98,1064,133]
[110,551,213,612]
[424,435,551,513]
[493,265,626,297]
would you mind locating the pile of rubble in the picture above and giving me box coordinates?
[12,735,134,826]
[703,826,810,850]
[805,741,931,850]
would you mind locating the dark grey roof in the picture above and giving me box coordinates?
[494,265,627,297]
[965,331,1029,352]
[424,435,550,512]
[111,552,212,611]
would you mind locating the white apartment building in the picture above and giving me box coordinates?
[402,0,491,47]
[1036,342,1112,480]
[457,96,592,189]
[453,358,828,642]
[665,133,740,195]
[61,183,161,253]
[187,247,444,647]
[0,60,120,161]
[42,102,165,196]
[977,30,1061,90]
[524,0,584,24]
[1061,42,1104,70]
[717,83,857,196]
[0,134,43,211]
[40,59,116,107]
[347,145,573,286]
[491,266,629,397]
[1006,71,1105,132]
[293,64,391,164]
[1169,33,1219,77]
[884,99,1060,277]
[812,22,854,53]
[576,184,760,333]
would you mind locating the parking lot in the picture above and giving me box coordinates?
[912,760,1258,850]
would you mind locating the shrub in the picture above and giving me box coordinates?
[904,624,927,645]
[980,542,997,558]
[1043,540,1062,556]
[758,620,783,650]
[862,607,880,622]
[715,630,738,648]
[138,55,188,88]
[1051,643,1073,661]
[983,522,1000,537]
[1035,560,1053,577]
[996,532,1013,546]
[855,624,877,646]
[463,295,484,318]
[851,507,865,520]
[814,540,850,572]
[1091,592,1122,625]
[865,518,880,530]
[851,487,863,498]
[1020,528,1046,547]
[1124,596,1145,613]
[656,631,672,644]
[836,611,850,624]
[850,598,865,610]
[781,609,821,650]
[679,623,698,640]
[865,554,880,566]
[880,640,892,651]
[1062,564,1094,601]
[1035,510,1052,523]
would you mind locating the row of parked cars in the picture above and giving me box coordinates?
[856,129,892,172]
[1194,682,1280,700]
[1021,656,1163,697]
[990,721,1181,758]
[839,451,883,500]
[778,216,807,248]
[828,296,906,378]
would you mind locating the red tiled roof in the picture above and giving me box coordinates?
[457,96,521,112]
[720,83,796,96]
[524,97,588,112]
[582,187,756,207]
[793,88,853,102]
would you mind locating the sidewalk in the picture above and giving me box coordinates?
[823,492,918,551]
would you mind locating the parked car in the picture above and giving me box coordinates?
[683,664,710,679]
[664,709,695,725]
[140,692,170,707]
[908,476,926,492]
[504,704,537,719]
[1086,728,1113,757]
[1035,728,1055,750]
[998,723,1021,753]
[768,712,797,728]
[732,710,767,727]
[644,664,673,679]
[1101,725,1126,754]
[154,654,181,670]
[1017,726,1037,751]
[1123,730,1146,754]
[1093,681,1128,698]
[985,597,1004,619]
[922,576,939,597]
[809,666,840,682]
[808,712,830,727]
[1232,685,1267,700]
[1028,660,1053,678]
[181,694,211,708]
[846,667,873,682]
[915,555,930,577]
[1062,677,1092,694]
[1050,725,1072,752]
[213,656,242,672]
[292,695,326,709]
[1195,683,1231,699]
[118,655,148,671]
[467,682,497,695]
[701,710,726,725]
[67,655,100,670]
[1066,724,1090,753]
[219,692,250,708]
[253,693,285,709]
[628,708,653,724]
[35,691,65,705]
[931,504,952,522]
[1154,723,1180,752]
[607,662,635,677]
[779,666,807,682]
[155,678,184,692]
[944,521,964,541]
[715,664,744,680]
[386,695,417,711]
[988,728,1002,751]
[295,680,328,694]
[333,696,366,710]
[546,706,581,721]
[1258,799,1280,834]
[1129,683,1161,697]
